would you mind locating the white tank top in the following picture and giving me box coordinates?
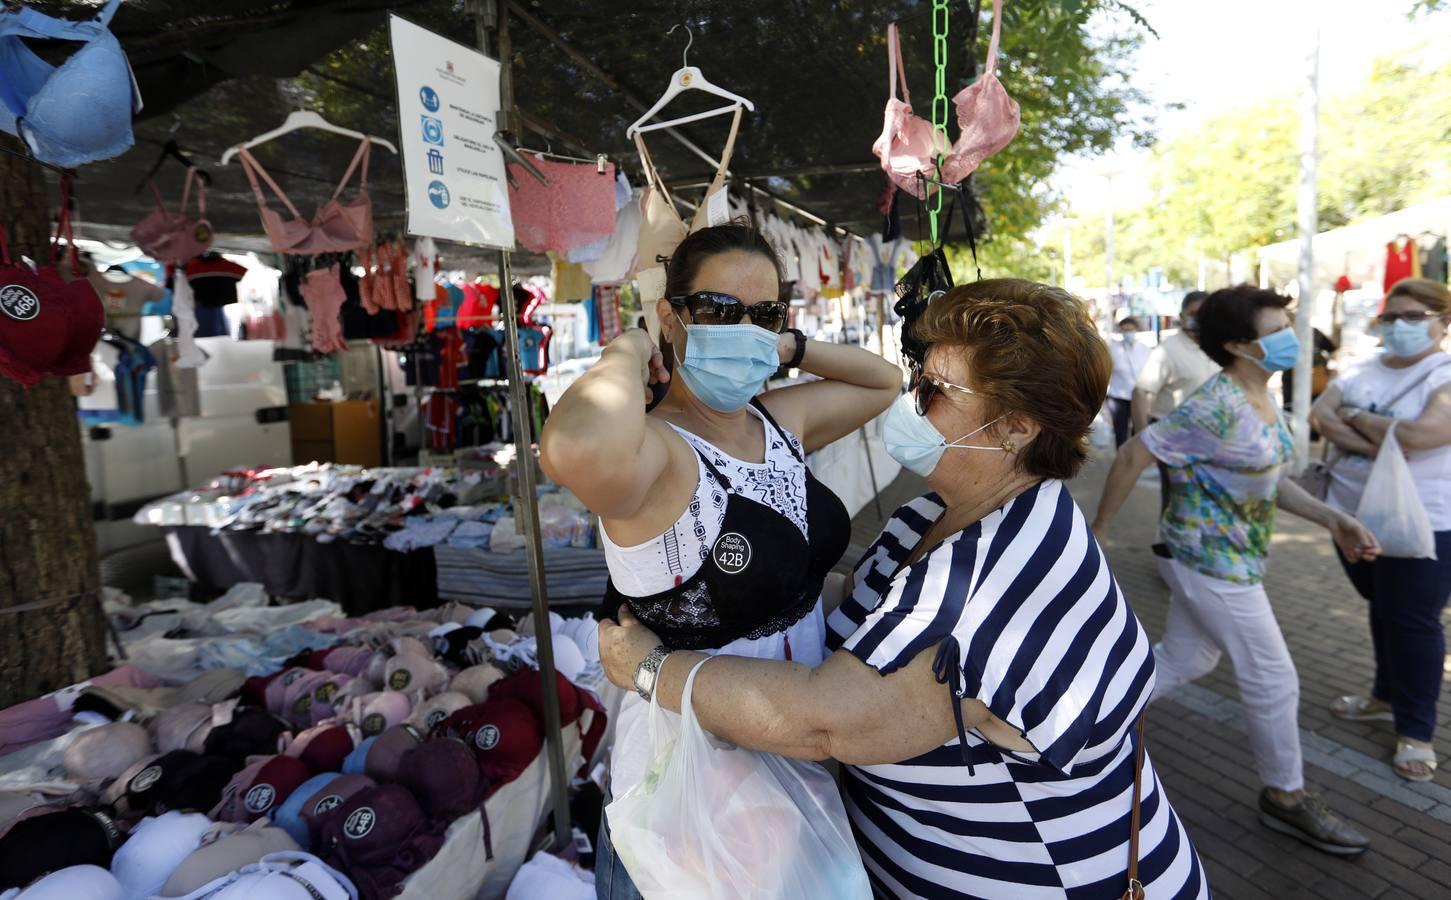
[600,406,809,596]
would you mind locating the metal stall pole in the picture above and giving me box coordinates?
[477,0,573,852]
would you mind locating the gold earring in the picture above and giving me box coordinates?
[1001,438,1017,452]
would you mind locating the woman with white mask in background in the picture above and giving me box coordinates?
[1312,277,1451,782]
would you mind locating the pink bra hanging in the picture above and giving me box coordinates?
[131,166,213,263]
[940,0,1020,185]
[871,22,950,199]
[872,0,1020,199]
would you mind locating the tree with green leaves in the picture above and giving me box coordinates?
[1058,47,1451,293]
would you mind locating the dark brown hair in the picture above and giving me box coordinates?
[663,220,787,301]
[1386,278,1451,316]
[913,279,1110,481]
[1196,285,1292,367]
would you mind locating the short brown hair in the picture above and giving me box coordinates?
[913,279,1110,481]
[1197,285,1291,367]
[1387,278,1451,316]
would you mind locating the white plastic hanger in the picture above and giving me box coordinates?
[219,111,398,165]
[626,25,754,138]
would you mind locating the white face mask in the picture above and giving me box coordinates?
[882,392,1009,477]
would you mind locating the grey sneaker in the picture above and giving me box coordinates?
[1258,790,1369,856]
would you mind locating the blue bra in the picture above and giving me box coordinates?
[0,0,140,167]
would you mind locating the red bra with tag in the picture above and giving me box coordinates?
[0,178,103,386]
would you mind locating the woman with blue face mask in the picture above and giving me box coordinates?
[1310,277,1451,783]
[539,223,900,900]
[1095,285,1380,856]
[598,280,1209,900]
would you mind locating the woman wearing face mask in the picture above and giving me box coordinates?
[1310,277,1451,782]
[540,223,900,899]
[599,280,1208,899]
[1094,285,1380,856]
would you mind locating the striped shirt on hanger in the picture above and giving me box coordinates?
[826,480,1207,899]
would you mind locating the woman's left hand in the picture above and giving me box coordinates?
[1331,512,1381,563]
[599,607,665,691]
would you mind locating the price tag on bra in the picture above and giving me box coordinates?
[706,189,731,227]
[712,532,752,575]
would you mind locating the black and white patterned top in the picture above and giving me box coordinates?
[600,406,808,597]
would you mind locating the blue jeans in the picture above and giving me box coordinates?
[595,797,644,900]
[1337,530,1451,742]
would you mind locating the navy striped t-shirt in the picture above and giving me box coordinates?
[826,480,1208,899]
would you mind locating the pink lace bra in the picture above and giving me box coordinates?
[873,0,1020,199]
[237,139,374,256]
[507,155,617,256]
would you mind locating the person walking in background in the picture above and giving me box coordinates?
[1311,278,1451,782]
[1107,314,1150,446]
[1133,291,1219,517]
[1094,285,1381,857]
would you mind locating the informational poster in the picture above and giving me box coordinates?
[389,14,515,248]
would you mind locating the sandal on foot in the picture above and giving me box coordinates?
[1392,742,1438,783]
[1329,695,1393,722]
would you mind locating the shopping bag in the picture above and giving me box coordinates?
[605,658,872,900]
[1355,424,1437,559]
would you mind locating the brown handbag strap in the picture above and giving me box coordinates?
[1122,712,1148,900]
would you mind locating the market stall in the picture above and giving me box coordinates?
[0,0,1025,896]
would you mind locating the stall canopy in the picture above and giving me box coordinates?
[28,0,991,252]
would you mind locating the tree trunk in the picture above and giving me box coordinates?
[0,134,107,708]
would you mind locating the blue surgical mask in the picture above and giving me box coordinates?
[671,315,780,412]
[1380,318,1436,359]
[881,392,1008,477]
[1181,315,1197,332]
[1243,327,1301,373]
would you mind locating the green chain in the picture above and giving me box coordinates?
[929,0,950,245]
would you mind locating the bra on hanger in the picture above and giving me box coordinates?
[939,0,1020,184]
[237,138,374,256]
[132,166,213,263]
[633,104,744,270]
[873,0,1020,199]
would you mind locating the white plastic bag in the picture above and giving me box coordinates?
[1356,424,1437,559]
[605,658,871,900]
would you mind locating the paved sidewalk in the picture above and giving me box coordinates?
[840,455,1451,900]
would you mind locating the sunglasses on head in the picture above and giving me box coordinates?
[1376,311,1442,325]
[668,291,789,334]
[909,368,979,416]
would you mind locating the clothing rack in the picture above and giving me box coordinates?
[515,147,611,173]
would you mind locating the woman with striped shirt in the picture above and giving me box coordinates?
[601,280,1207,898]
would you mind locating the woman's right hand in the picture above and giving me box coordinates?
[609,328,670,404]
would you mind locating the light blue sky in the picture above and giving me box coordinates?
[1050,0,1451,210]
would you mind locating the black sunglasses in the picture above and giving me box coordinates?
[1376,311,1442,325]
[910,369,979,416]
[668,291,789,334]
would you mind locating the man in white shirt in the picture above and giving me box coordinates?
[1107,316,1150,446]
[1132,291,1220,511]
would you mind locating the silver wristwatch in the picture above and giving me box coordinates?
[633,644,670,701]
